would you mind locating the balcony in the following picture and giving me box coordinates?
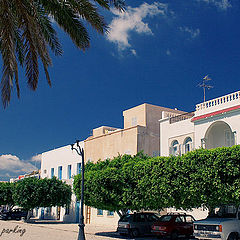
[195,91,240,116]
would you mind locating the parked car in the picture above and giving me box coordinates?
[151,213,195,239]
[117,212,160,237]
[0,208,28,220]
[193,205,240,240]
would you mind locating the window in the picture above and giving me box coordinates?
[152,151,159,157]
[170,140,179,156]
[43,169,47,174]
[184,137,193,153]
[185,216,194,223]
[175,216,184,223]
[58,166,62,180]
[107,211,114,216]
[146,214,159,222]
[134,214,145,222]
[46,207,52,216]
[225,130,234,147]
[77,163,81,175]
[97,209,103,216]
[67,165,72,179]
[65,205,70,215]
[51,168,54,178]
[132,117,137,126]
[159,215,172,222]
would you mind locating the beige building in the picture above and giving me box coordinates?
[85,103,185,163]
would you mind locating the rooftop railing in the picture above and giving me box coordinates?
[196,90,240,111]
[169,112,195,124]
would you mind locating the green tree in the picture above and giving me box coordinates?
[0,182,14,207]
[74,146,240,215]
[13,177,71,211]
[0,0,125,107]
[73,153,149,216]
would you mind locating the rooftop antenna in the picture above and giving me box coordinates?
[198,75,213,102]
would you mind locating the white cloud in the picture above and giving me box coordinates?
[180,26,200,39]
[30,154,42,163]
[0,154,38,179]
[199,0,231,10]
[131,49,137,56]
[107,2,168,53]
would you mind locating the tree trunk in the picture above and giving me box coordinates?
[116,209,128,217]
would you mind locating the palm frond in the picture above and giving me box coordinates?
[68,0,107,34]
[0,0,19,107]
[0,0,125,107]
[34,3,63,56]
[39,0,90,50]
[93,0,125,11]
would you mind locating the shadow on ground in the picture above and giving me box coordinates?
[95,232,195,240]
[24,219,74,224]
[95,231,161,239]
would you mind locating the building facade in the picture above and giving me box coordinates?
[39,90,240,224]
[40,142,84,222]
[85,103,185,162]
[160,90,240,219]
[160,90,240,156]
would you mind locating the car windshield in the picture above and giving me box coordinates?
[208,205,237,218]
[159,215,173,222]
[120,214,132,222]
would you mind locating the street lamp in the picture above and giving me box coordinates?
[71,140,85,240]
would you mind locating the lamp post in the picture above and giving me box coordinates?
[71,140,85,240]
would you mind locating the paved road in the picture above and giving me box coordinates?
[0,220,193,240]
[0,220,155,240]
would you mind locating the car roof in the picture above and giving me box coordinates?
[164,214,193,217]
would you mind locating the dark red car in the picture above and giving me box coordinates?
[151,213,195,239]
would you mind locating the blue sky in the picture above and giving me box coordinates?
[0,0,239,180]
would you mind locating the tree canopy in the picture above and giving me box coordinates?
[73,146,240,216]
[12,177,72,210]
[0,182,14,207]
[0,0,125,107]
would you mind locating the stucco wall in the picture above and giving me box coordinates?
[160,118,194,156]
[123,104,146,128]
[41,142,84,179]
[85,126,139,163]
[89,208,120,227]
[194,109,240,148]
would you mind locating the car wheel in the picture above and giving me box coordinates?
[170,231,178,240]
[130,229,140,238]
[228,233,238,240]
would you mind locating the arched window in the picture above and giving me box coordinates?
[171,140,179,156]
[184,137,192,153]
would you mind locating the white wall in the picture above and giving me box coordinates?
[194,110,240,148]
[160,118,194,156]
[167,207,208,221]
[41,142,84,180]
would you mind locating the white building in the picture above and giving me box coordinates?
[160,90,240,156]
[39,90,240,224]
[159,90,240,219]
[40,142,117,226]
[40,142,84,222]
